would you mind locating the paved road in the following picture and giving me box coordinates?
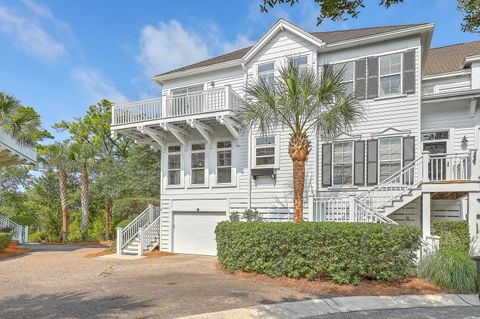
[313,306,480,318]
[0,244,322,319]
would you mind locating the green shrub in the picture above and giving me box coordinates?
[115,219,130,229]
[419,248,478,293]
[0,232,12,251]
[9,215,35,226]
[216,222,421,284]
[432,220,470,253]
[29,230,45,243]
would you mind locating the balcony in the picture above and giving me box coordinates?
[0,127,36,166]
[112,86,242,128]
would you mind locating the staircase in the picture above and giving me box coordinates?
[0,214,27,242]
[116,204,161,256]
[314,150,476,223]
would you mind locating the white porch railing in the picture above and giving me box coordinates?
[111,86,242,126]
[0,214,25,242]
[313,195,396,224]
[428,153,471,181]
[138,215,161,255]
[116,204,161,254]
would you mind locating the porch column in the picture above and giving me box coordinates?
[468,192,480,239]
[422,193,431,239]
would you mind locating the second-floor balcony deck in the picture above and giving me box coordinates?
[112,86,242,128]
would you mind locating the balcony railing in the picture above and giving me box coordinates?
[112,86,241,126]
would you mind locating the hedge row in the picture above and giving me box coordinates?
[216,222,421,284]
[432,220,470,253]
[0,232,12,251]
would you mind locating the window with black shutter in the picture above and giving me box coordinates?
[354,140,365,186]
[367,139,378,185]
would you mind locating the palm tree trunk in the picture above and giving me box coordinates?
[289,132,311,223]
[80,168,89,237]
[58,169,69,242]
[105,196,112,241]
[292,159,305,223]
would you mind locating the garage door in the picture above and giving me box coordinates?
[173,212,227,256]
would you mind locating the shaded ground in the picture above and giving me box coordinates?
[313,306,480,318]
[0,247,32,260]
[0,244,321,319]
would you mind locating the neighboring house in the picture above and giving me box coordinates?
[0,127,36,242]
[112,19,480,256]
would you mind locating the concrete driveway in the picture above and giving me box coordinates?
[0,245,322,319]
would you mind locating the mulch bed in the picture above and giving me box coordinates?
[84,249,114,258]
[83,248,174,258]
[144,250,175,258]
[215,263,444,296]
[0,247,32,260]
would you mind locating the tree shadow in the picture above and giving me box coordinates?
[0,292,153,319]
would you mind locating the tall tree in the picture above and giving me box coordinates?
[260,0,480,33]
[240,61,362,222]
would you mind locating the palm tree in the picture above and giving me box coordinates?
[240,61,362,223]
[0,92,44,146]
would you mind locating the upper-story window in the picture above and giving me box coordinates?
[168,145,181,185]
[421,131,449,141]
[334,62,355,94]
[258,62,275,89]
[217,141,232,184]
[171,84,204,96]
[191,143,206,185]
[379,137,401,182]
[379,53,402,96]
[333,141,353,185]
[255,136,276,167]
[290,56,308,74]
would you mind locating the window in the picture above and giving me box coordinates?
[191,143,206,185]
[421,131,449,141]
[333,142,353,185]
[171,84,203,96]
[379,53,401,96]
[334,62,354,94]
[255,136,276,166]
[379,137,401,182]
[258,62,275,89]
[217,141,232,184]
[290,56,308,74]
[168,145,181,185]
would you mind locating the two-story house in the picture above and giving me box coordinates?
[112,19,480,256]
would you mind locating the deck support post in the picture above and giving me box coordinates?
[138,227,144,256]
[349,195,356,222]
[116,227,123,255]
[24,225,28,243]
[422,192,431,239]
[468,192,480,241]
[422,151,430,182]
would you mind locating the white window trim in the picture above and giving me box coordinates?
[378,136,403,182]
[166,144,184,188]
[188,141,208,188]
[214,139,237,187]
[252,133,280,169]
[288,55,309,74]
[378,52,403,97]
[332,141,354,186]
[333,61,355,94]
[257,61,275,87]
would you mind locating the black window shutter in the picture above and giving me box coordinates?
[403,136,415,184]
[367,57,378,99]
[322,143,332,187]
[367,139,378,185]
[403,50,416,94]
[354,59,366,100]
[354,140,365,186]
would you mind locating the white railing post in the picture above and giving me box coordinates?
[224,85,231,110]
[161,94,168,118]
[111,104,116,125]
[148,204,153,223]
[138,227,144,256]
[17,225,22,243]
[308,196,314,221]
[422,151,430,182]
[349,195,356,222]
[470,149,478,181]
[116,227,123,255]
[24,225,28,243]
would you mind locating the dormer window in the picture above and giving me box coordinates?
[258,62,275,89]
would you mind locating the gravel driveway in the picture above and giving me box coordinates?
[0,245,321,319]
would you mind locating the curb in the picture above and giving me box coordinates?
[176,294,480,319]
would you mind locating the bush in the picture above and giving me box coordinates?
[9,215,35,226]
[216,222,421,284]
[29,230,45,243]
[0,232,12,251]
[419,248,478,293]
[432,220,470,253]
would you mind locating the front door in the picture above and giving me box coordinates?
[423,142,447,180]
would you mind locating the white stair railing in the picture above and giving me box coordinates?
[116,204,161,254]
[138,215,161,255]
[0,214,23,242]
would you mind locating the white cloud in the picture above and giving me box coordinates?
[71,67,128,104]
[0,5,66,61]
[137,19,254,77]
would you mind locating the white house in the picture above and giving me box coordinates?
[112,19,480,256]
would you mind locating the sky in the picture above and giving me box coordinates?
[0,0,478,141]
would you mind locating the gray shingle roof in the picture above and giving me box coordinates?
[424,41,480,76]
[155,23,428,78]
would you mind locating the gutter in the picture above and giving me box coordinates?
[422,89,480,103]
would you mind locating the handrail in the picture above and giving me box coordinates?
[120,205,160,249]
[354,198,397,224]
[0,214,23,242]
[140,215,161,253]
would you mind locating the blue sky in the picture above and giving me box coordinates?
[0,0,478,140]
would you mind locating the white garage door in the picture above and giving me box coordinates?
[173,212,227,256]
